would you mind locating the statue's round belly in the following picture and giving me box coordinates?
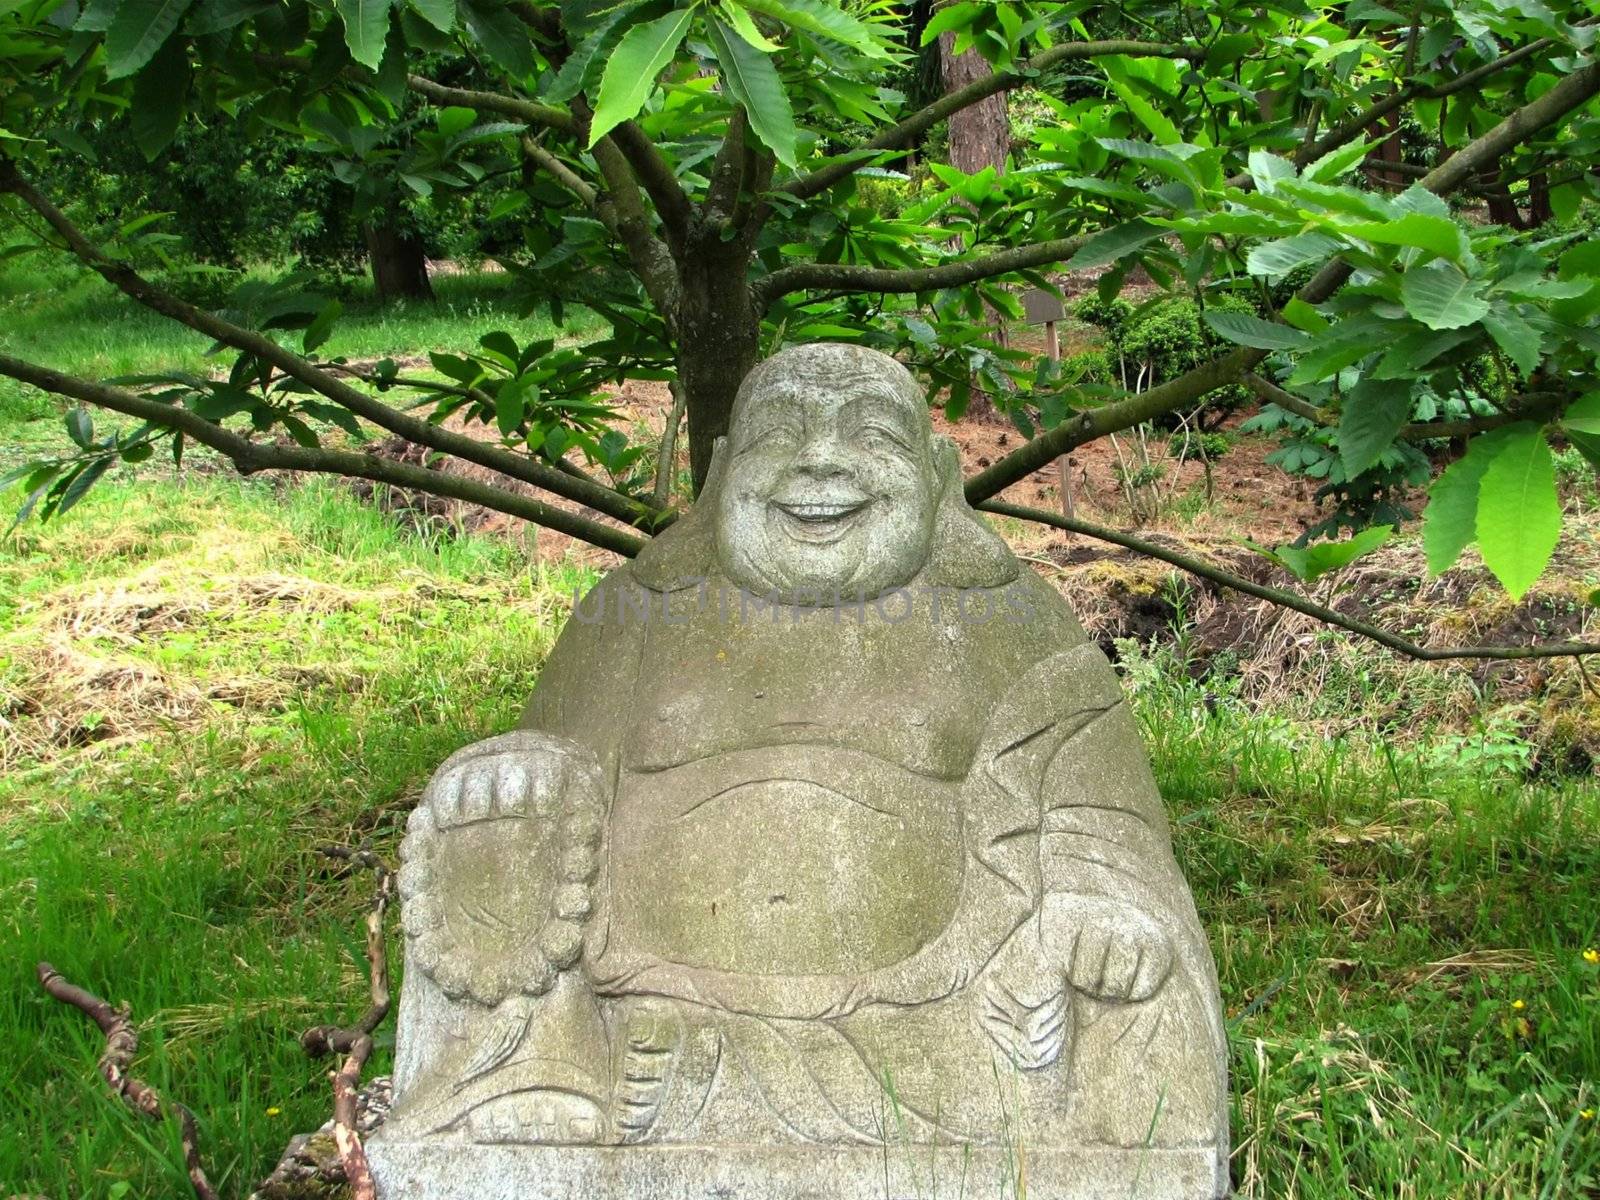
[610,769,962,977]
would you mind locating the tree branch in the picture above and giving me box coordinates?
[404,75,576,132]
[1221,36,1562,191]
[605,121,694,249]
[300,846,394,1200]
[0,156,660,532]
[37,963,220,1200]
[755,234,1092,307]
[705,107,751,224]
[654,380,688,509]
[518,134,597,207]
[783,40,1200,202]
[982,501,1600,661]
[586,137,682,320]
[1241,373,1545,440]
[0,354,648,557]
[965,56,1600,504]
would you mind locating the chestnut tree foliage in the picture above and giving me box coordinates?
[2,0,1599,599]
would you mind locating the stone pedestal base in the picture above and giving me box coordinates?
[367,1139,1229,1199]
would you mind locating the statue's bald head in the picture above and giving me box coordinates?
[714,344,939,601]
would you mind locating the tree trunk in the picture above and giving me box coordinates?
[677,237,761,493]
[938,32,1010,176]
[938,31,1011,423]
[1371,111,1406,189]
[364,221,434,303]
[1527,171,1553,226]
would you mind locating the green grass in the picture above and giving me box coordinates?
[0,474,594,1199]
[1,470,1596,1198]
[0,255,590,428]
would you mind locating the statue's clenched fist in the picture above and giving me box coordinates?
[1041,894,1174,1004]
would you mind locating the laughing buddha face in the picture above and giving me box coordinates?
[713,345,938,602]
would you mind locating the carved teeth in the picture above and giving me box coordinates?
[777,501,865,521]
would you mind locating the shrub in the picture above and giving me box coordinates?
[1073,293,1256,418]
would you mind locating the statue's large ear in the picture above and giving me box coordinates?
[919,437,1019,589]
[629,436,726,592]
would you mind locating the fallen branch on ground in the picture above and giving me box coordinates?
[296,844,396,1200]
[35,963,220,1200]
[982,501,1600,662]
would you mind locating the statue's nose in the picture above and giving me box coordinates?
[792,434,849,477]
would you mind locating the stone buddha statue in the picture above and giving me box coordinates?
[369,344,1229,1198]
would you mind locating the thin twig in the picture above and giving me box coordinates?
[36,963,220,1200]
[654,381,689,510]
[980,500,1600,662]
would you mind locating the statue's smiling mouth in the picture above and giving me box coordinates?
[771,497,871,542]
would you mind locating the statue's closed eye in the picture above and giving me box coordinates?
[858,422,914,453]
[735,425,800,456]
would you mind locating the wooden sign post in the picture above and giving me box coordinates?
[1020,288,1074,522]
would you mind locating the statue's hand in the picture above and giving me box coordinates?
[400,730,607,1007]
[421,730,603,829]
[1041,894,1173,1004]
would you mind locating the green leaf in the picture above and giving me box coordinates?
[1246,232,1340,279]
[1202,309,1309,351]
[407,0,454,32]
[333,0,391,70]
[130,40,190,161]
[720,1,778,51]
[75,0,118,31]
[1246,149,1296,193]
[1476,424,1559,599]
[478,329,520,366]
[1371,326,1475,379]
[302,299,344,354]
[459,0,533,75]
[435,105,477,138]
[1481,309,1543,377]
[1302,138,1372,183]
[1558,241,1600,281]
[1340,212,1468,264]
[545,1,645,102]
[1401,260,1489,330]
[488,191,530,220]
[184,0,275,35]
[741,0,891,58]
[1391,184,1449,219]
[586,7,694,149]
[1100,57,1181,146]
[1065,219,1162,270]
[1560,392,1600,470]
[707,18,797,167]
[1250,524,1392,583]
[50,457,115,520]
[495,376,529,436]
[104,0,195,79]
[66,407,94,448]
[1281,297,1330,333]
[1338,378,1410,477]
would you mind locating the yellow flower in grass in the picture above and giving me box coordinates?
[1511,998,1526,1011]
[1580,1109,1596,1122]
[266,1107,282,1117]
[1583,948,1599,965]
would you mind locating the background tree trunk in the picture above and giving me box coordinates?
[364,220,434,303]
[677,239,761,493]
[938,33,1010,175]
[939,30,1010,422]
